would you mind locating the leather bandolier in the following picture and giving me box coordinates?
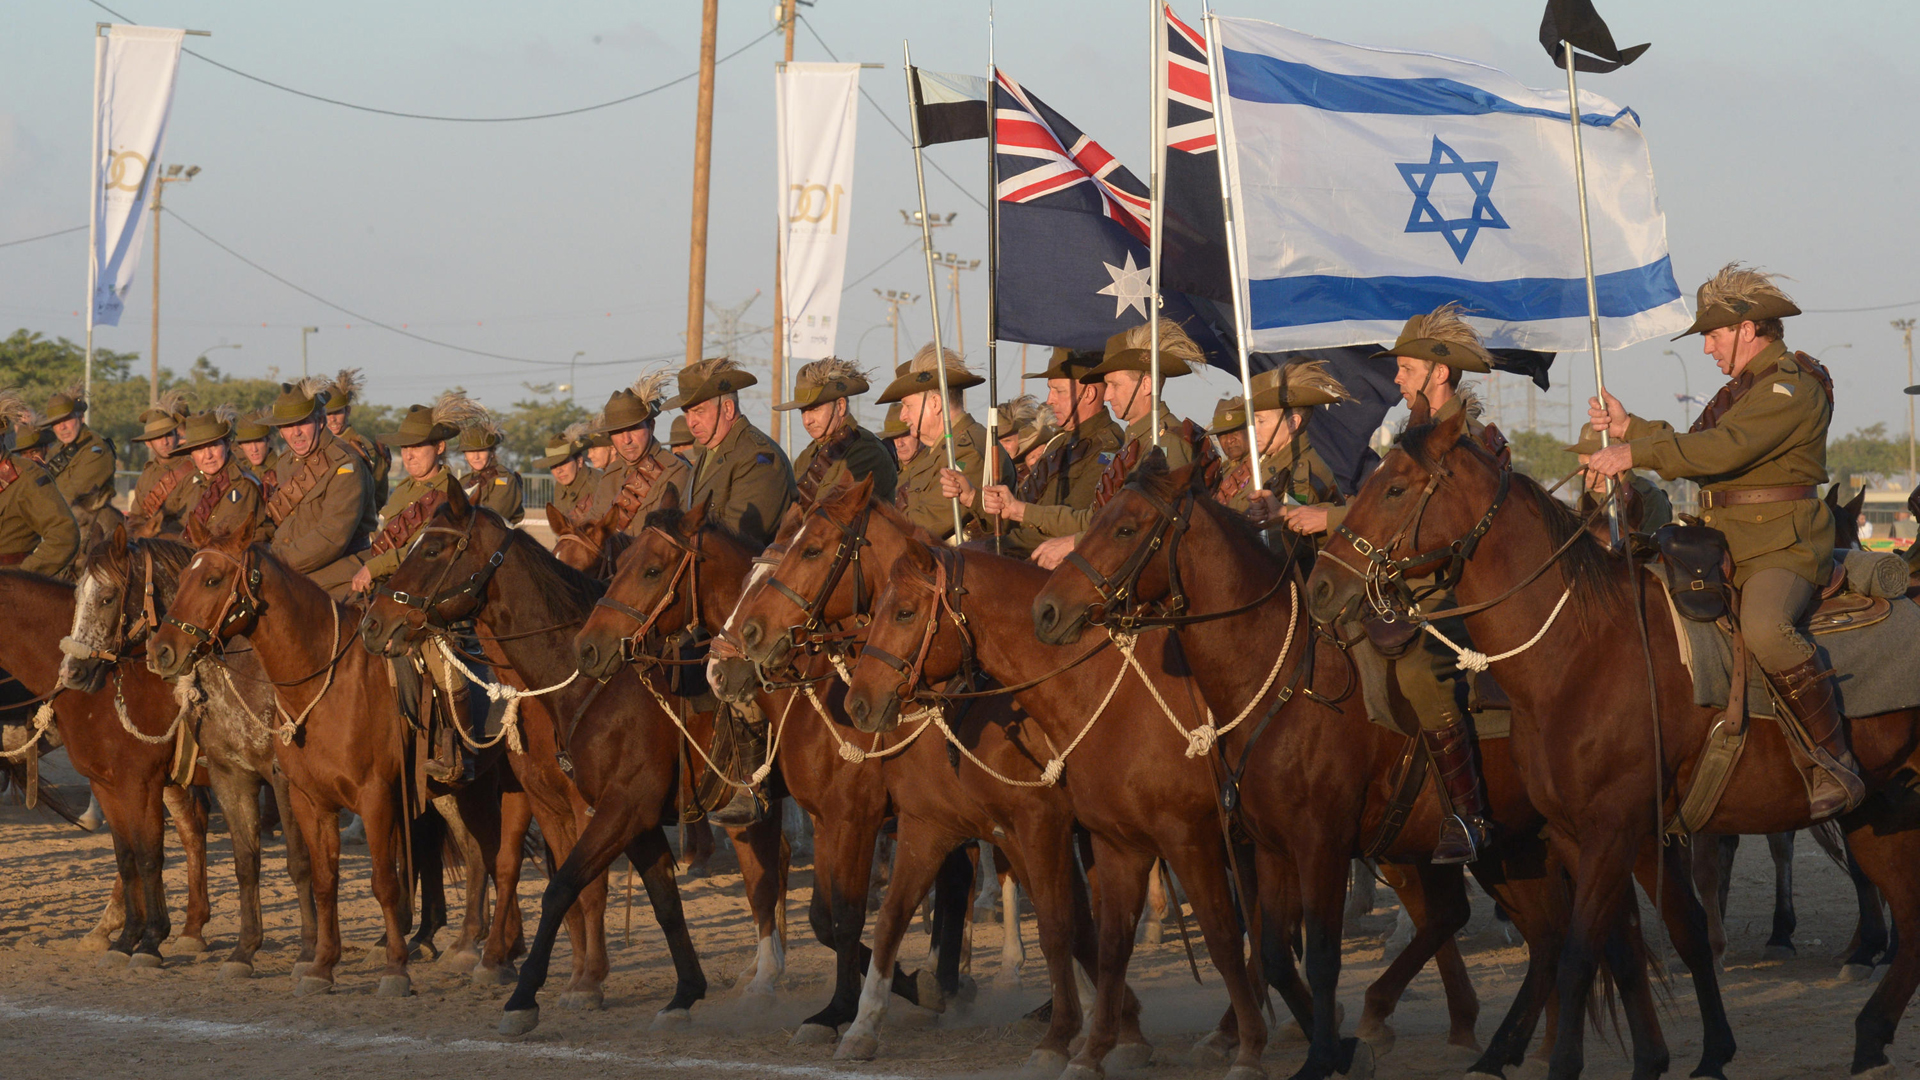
[1091,418,1214,512]
[1016,431,1098,507]
[132,459,197,528]
[367,489,447,561]
[794,423,860,506]
[600,454,667,533]
[462,465,500,502]
[264,450,336,526]
[188,469,237,529]
[0,458,19,566]
[1213,458,1253,506]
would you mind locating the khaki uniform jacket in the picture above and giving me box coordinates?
[1577,474,1673,535]
[337,425,393,507]
[0,452,78,578]
[463,466,525,525]
[269,428,376,596]
[181,458,268,540]
[1258,437,1342,509]
[47,426,117,517]
[1019,405,1192,539]
[580,442,690,534]
[1015,412,1125,547]
[896,413,1008,542]
[127,455,197,535]
[548,465,599,521]
[359,469,458,581]
[685,419,794,547]
[792,421,898,505]
[1323,394,1482,534]
[1624,341,1832,587]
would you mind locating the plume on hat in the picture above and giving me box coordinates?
[213,403,238,425]
[683,356,744,382]
[906,343,974,378]
[997,394,1043,429]
[1698,262,1795,314]
[562,419,594,444]
[630,368,674,409]
[1114,317,1204,371]
[1416,303,1493,364]
[796,357,869,385]
[295,375,331,403]
[328,368,365,405]
[154,388,191,418]
[431,389,489,429]
[54,381,86,407]
[0,389,32,433]
[1276,358,1356,408]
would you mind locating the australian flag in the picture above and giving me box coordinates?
[993,70,1227,364]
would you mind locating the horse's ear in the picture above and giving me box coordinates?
[898,543,936,578]
[110,522,128,553]
[824,472,873,515]
[1423,404,1469,460]
[1825,484,1842,511]
[545,502,573,536]
[1847,485,1866,517]
[1174,459,1208,495]
[684,491,709,537]
[185,514,213,549]
[445,475,472,519]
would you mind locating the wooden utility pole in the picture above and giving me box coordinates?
[770,0,797,435]
[148,163,198,405]
[684,0,721,367]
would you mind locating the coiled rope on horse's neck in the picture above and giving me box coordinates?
[429,634,580,755]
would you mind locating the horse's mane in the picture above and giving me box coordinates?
[1129,452,1305,571]
[642,503,761,554]
[1396,421,1625,613]
[504,523,606,615]
[599,528,636,564]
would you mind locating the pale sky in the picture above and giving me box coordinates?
[2,1,1916,450]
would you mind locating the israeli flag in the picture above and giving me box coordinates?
[1214,17,1689,352]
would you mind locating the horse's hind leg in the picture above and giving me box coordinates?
[500,794,640,1033]
[207,766,266,973]
[930,844,975,998]
[1690,835,1728,961]
[1764,830,1797,959]
[1843,824,1920,1075]
[482,789,532,978]
[727,808,789,998]
[163,784,210,951]
[1637,837,1734,1078]
[1472,865,1566,1075]
[1358,863,1475,1054]
[408,807,447,962]
[438,788,497,967]
[629,825,707,1022]
[361,792,416,996]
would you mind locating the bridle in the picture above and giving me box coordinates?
[164,546,266,662]
[1322,439,1512,617]
[375,507,515,630]
[66,544,162,665]
[753,501,875,664]
[591,525,706,665]
[859,545,979,706]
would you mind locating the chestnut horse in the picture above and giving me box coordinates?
[147,518,508,998]
[575,492,1122,1068]
[60,529,317,976]
[1309,407,1920,1078]
[0,568,210,964]
[355,484,709,1035]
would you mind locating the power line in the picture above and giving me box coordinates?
[844,235,925,290]
[0,225,86,249]
[798,14,986,211]
[1804,299,1920,314]
[85,0,777,123]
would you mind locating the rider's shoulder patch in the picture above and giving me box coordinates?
[336,463,355,474]
[1773,383,1794,397]
[494,476,508,486]
[228,489,241,502]
[1098,453,1115,466]
[89,445,103,454]
[755,453,775,465]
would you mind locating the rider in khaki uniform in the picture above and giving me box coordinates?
[172,411,268,540]
[883,346,1004,543]
[234,410,280,500]
[457,421,525,526]
[1587,264,1862,818]
[1366,304,1510,864]
[1238,361,1351,535]
[879,403,917,470]
[992,395,1050,488]
[776,358,897,506]
[41,388,117,535]
[667,415,701,470]
[1209,395,1254,511]
[671,357,795,547]
[536,432,597,521]
[0,393,79,577]
[963,348,1123,559]
[260,380,377,598]
[577,373,690,536]
[126,398,196,536]
[325,369,394,507]
[1565,424,1673,534]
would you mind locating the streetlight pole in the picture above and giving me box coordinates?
[873,289,919,369]
[1897,319,1917,490]
[570,350,584,403]
[1662,348,1693,428]
[935,253,981,360]
[301,326,319,378]
[149,163,200,404]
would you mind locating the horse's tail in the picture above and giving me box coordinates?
[1588,909,1674,1047]
[1809,819,1850,874]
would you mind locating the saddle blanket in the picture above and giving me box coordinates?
[1671,591,1920,719]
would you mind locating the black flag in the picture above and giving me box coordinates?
[1540,0,1649,73]
[910,68,990,146]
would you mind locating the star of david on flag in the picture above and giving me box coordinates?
[1211,17,1688,352]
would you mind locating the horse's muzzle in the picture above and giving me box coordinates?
[575,636,623,681]
[59,656,107,694]
[708,656,759,704]
[1032,595,1086,646]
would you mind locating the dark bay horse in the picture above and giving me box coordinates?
[355,483,709,1035]
[147,517,508,998]
[575,492,1119,1069]
[0,568,208,964]
[1309,406,1920,1078]
[60,528,317,976]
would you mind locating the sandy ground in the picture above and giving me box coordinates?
[0,753,1908,1080]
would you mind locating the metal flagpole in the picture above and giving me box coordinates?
[903,42,967,543]
[986,5,1005,553]
[771,0,798,450]
[1204,8,1263,491]
[1561,40,1620,545]
[85,24,106,409]
[1145,0,1165,450]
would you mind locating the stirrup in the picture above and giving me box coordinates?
[708,786,767,828]
[1432,813,1484,865]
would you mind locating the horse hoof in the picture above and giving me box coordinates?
[1058,1063,1103,1080]
[560,989,605,1011]
[1107,1042,1153,1071]
[97,950,131,969]
[790,1023,839,1045]
[293,976,333,997]
[126,952,163,971]
[1843,963,1877,982]
[498,1008,539,1036]
[1761,944,1795,962]
[291,961,311,979]
[1226,1067,1268,1080]
[1356,1017,1396,1055]
[172,936,208,955]
[650,1008,691,1031]
[376,975,412,998]
[1025,1049,1069,1074]
[834,1032,879,1061]
[1188,1030,1235,1065]
[1341,1039,1376,1080]
[470,964,514,988]
[217,962,254,980]
[437,947,479,972]
[915,969,948,1014]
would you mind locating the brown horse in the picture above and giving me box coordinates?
[1306,407,1920,1078]
[355,483,710,1035]
[147,517,506,998]
[59,528,318,976]
[0,568,210,964]
[575,491,1119,1068]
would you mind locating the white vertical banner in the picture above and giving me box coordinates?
[90,25,185,328]
[776,62,861,362]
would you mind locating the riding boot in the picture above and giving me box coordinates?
[1423,715,1493,865]
[1768,657,1866,820]
[423,676,469,785]
[706,703,770,827]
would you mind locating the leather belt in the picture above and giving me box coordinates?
[1701,485,1817,510]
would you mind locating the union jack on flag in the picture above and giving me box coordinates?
[994,71,1149,244]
